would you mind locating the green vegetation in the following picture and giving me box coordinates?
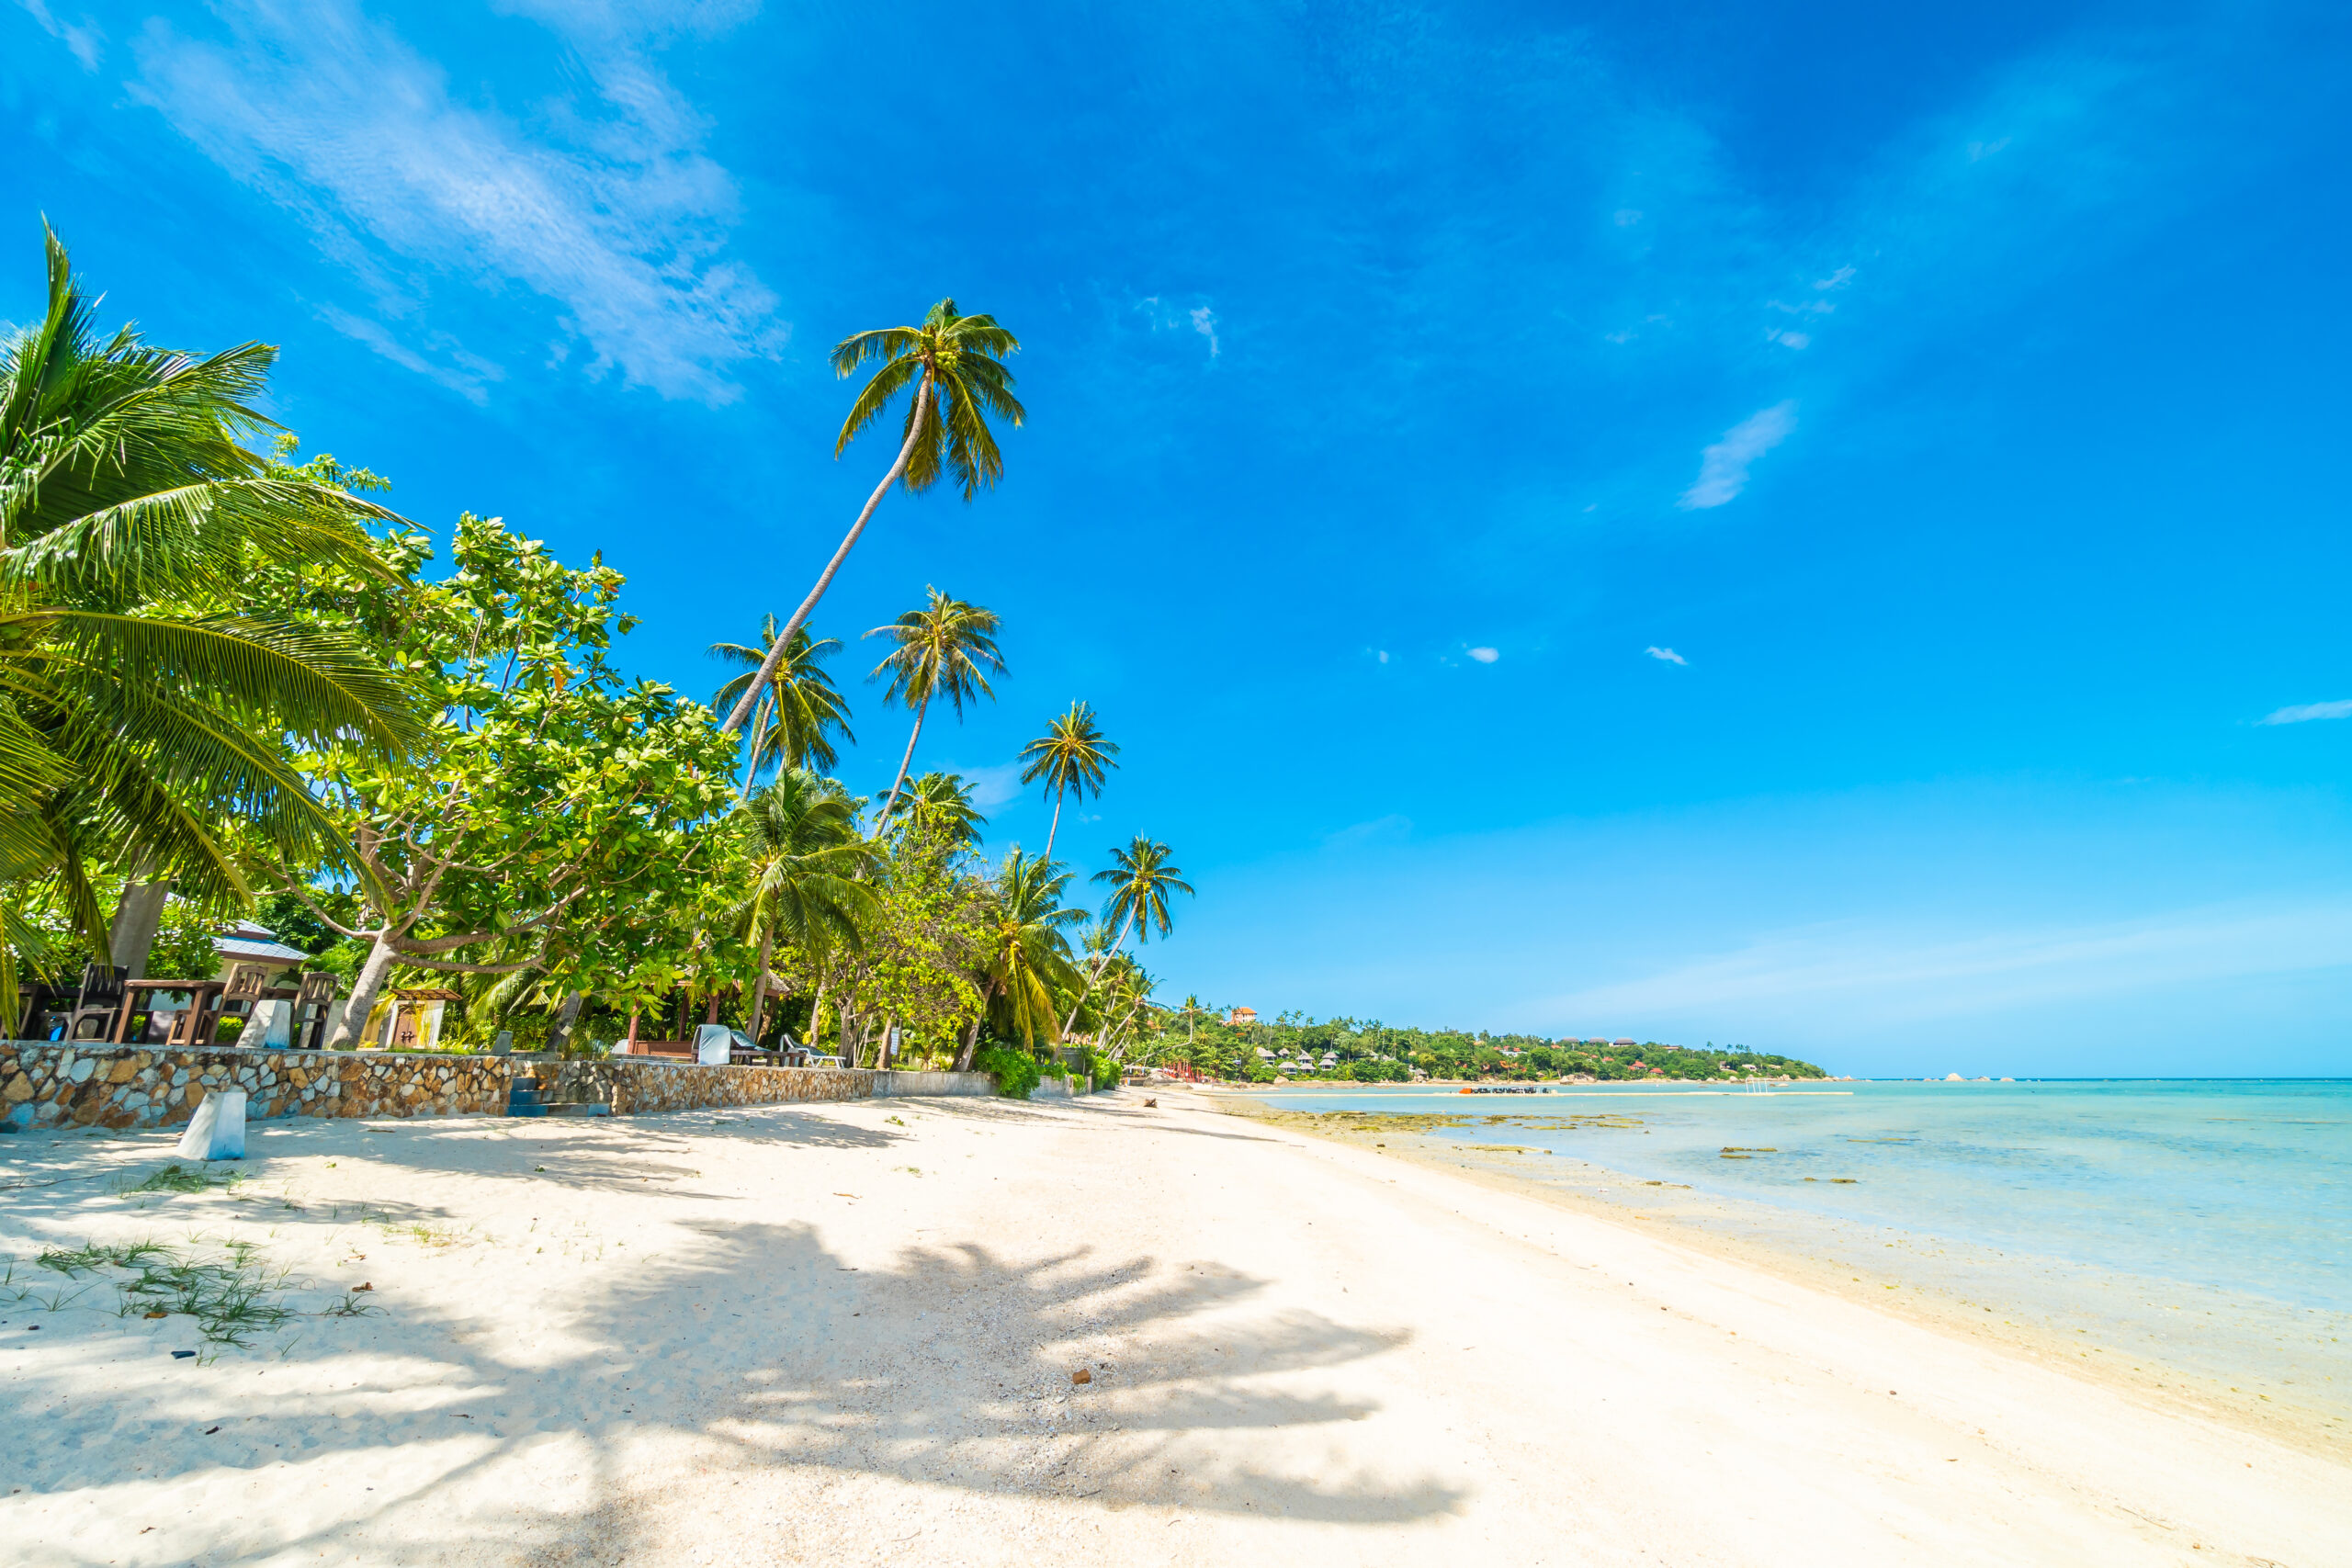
[1,231,1820,1095]
[1,240,1188,1086]
[1119,1011,1828,1084]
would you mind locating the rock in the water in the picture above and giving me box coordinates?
[175,1089,246,1160]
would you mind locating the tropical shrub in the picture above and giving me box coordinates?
[976,1043,1040,1100]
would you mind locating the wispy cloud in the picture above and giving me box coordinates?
[956,761,1027,812]
[1189,304,1220,357]
[314,303,503,405]
[1679,400,1797,510]
[1324,813,1411,851]
[1530,900,2352,1029]
[1136,296,1221,361]
[1465,646,1499,663]
[1645,646,1687,665]
[2257,699,2352,726]
[126,0,782,404]
[16,0,102,70]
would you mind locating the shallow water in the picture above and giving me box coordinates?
[1226,1080,2352,1427]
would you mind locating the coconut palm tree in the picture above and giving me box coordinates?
[729,768,877,1042]
[708,616,854,786]
[719,300,1022,739]
[881,770,988,851]
[1016,701,1119,861]
[1062,836,1193,1035]
[864,588,1004,834]
[971,847,1084,1062]
[1,226,418,1012]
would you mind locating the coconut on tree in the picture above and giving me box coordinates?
[864,588,1005,834]
[1016,701,1118,862]
[880,770,988,852]
[719,300,1022,740]
[708,615,854,788]
[1063,836,1193,1035]
[728,768,876,1043]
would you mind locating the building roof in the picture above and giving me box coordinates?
[216,934,309,966]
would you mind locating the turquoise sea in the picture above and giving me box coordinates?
[1222,1079,2352,1432]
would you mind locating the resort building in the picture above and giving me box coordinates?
[1228,1006,1259,1027]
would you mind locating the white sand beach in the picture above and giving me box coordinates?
[4,1089,2346,1567]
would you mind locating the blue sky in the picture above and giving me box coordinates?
[6,0,2351,1075]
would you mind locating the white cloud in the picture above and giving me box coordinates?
[1324,814,1411,851]
[314,303,503,405]
[1645,646,1687,665]
[1135,296,1222,360]
[956,761,1027,811]
[1190,305,1220,357]
[1966,136,2012,162]
[1813,265,1856,290]
[2257,699,2352,726]
[1769,299,1835,316]
[1530,900,2352,1029]
[1678,400,1797,510]
[1376,649,1389,664]
[1764,328,1810,350]
[17,0,102,70]
[128,0,782,404]
[1465,646,1499,663]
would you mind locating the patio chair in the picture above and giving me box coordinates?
[290,971,338,1050]
[67,964,127,1041]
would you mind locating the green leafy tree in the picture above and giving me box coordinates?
[1016,701,1118,862]
[708,617,855,788]
[864,588,1005,832]
[720,299,1022,739]
[269,513,738,1045]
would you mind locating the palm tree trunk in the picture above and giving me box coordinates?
[956,1008,984,1072]
[330,935,401,1048]
[547,989,585,1055]
[1043,788,1064,862]
[808,973,830,1056]
[871,695,930,838]
[1061,908,1137,1037]
[108,877,171,976]
[746,926,775,1040]
[722,377,934,737]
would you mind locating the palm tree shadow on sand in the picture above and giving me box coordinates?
[580,1220,1466,1527]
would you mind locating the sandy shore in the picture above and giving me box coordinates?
[4,1089,2346,1566]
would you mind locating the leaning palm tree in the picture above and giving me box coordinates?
[864,588,1005,833]
[1,226,418,1012]
[720,300,1022,739]
[709,616,854,786]
[729,769,878,1042]
[1017,701,1119,861]
[972,847,1085,1063]
[1063,835,1193,1035]
[881,770,988,851]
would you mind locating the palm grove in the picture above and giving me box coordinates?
[0,231,1192,1084]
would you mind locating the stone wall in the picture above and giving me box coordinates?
[0,1041,513,1131]
[543,1058,879,1114]
[1,1042,1013,1134]
[876,1070,999,1098]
